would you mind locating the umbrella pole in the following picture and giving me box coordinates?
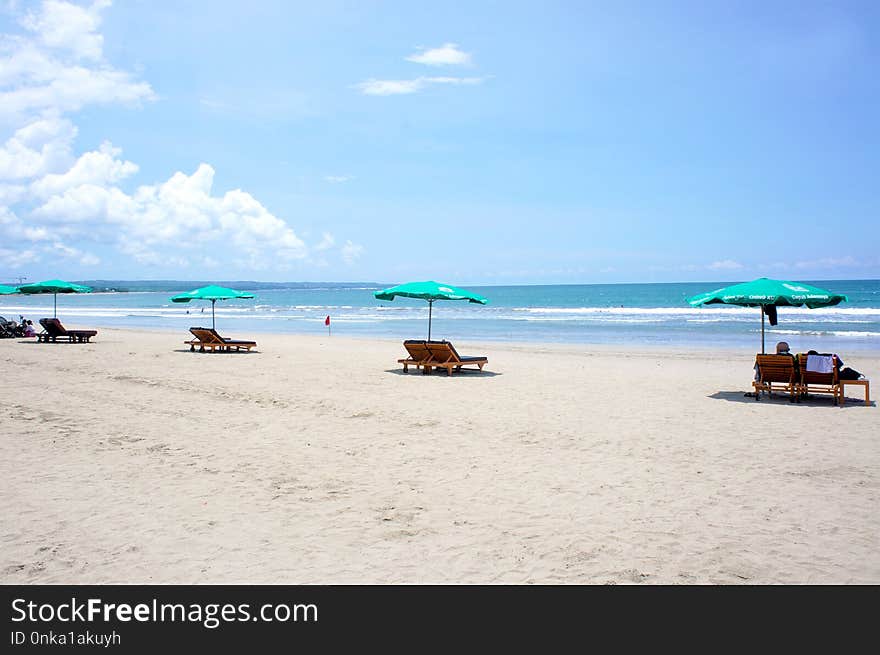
[212,299,216,330]
[54,293,57,318]
[761,306,765,354]
[427,300,433,341]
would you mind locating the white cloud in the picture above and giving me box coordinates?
[358,44,484,95]
[0,183,28,205]
[0,1,155,123]
[198,88,315,121]
[0,203,96,265]
[405,43,472,67]
[794,256,858,269]
[198,98,226,111]
[355,78,424,96]
[315,232,335,251]
[708,259,744,271]
[0,245,39,267]
[0,1,357,273]
[31,162,308,264]
[48,239,100,265]
[0,51,156,121]
[0,204,50,241]
[323,175,352,183]
[356,75,485,96]
[30,140,137,197]
[425,76,485,86]
[117,239,188,268]
[0,115,76,179]
[21,0,111,61]
[341,240,363,264]
[753,257,861,272]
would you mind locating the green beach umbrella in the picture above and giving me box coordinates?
[0,284,19,294]
[687,277,847,353]
[170,284,255,330]
[374,280,488,340]
[16,279,93,318]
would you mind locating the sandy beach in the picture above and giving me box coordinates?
[1,327,877,584]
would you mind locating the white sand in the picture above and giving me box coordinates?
[1,327,877,584]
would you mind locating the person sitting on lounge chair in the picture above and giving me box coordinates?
[803,349,842,371]
[755,341,793,381]
[750,341,795,393]
[803,349,863,380]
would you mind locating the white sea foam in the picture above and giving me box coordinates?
[512,306,880,317]
[770,329,880,338]
[2,302,879,325]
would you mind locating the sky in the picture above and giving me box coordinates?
[0,0,878,285]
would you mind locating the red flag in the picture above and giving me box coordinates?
[325,315,330,326]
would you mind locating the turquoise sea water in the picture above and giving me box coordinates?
[1,280,879,351]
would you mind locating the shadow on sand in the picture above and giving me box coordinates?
[709,390,874,408]
[385,368,501,378]
[172,348,259,354]
[15,339,94,346]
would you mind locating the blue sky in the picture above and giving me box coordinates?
[1,0,878,284]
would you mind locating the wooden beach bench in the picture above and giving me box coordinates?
[186,327,257,353]
[398,340,433,373]
[752,354,799,402]
[423,340,488,376]
[797,353,842,406]
[37,318,97,343]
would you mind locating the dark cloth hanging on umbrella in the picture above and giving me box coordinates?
[763,304,778,326]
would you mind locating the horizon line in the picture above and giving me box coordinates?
[3,277,877,289]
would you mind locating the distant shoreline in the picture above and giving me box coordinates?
[3,278,878,293]
[3,280,878,351]
[6,326,880,358]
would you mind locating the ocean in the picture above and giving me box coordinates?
[1,280,879,351]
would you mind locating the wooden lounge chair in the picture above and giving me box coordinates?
[797,353,842,406]
[752,354,799,402]
[398,340,433,373]
[186,327,257,353]
[37,318,97,343]
[423,340,488,376]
